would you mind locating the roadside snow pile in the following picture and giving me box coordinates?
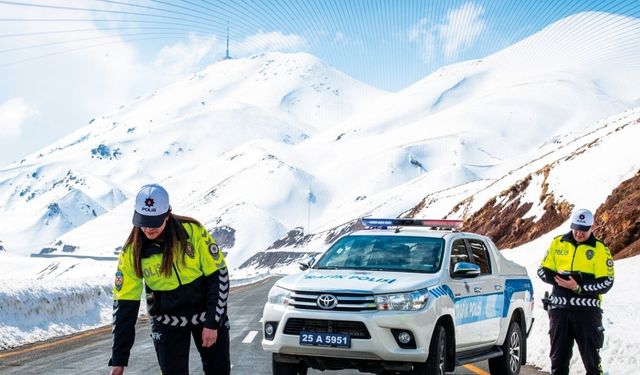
[0,278,113,350]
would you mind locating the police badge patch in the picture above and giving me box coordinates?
[209,243,220,260]
[185,243,195,259]
[115,271,124,291]
[586,249,595,260]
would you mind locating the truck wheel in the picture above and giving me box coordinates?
[489,320,523,375]
[272,355,307,375]
[412,324,447,375]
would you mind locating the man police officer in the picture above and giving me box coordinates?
[538,208,615,375]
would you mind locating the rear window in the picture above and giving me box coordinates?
[314,235,444,273]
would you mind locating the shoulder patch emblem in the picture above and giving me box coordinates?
[115,271,124,291]
[185,244,195,259]
[209,243,220,260]
[606,259,614,267]
[585,249,594,260]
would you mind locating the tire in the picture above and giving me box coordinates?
[412,324,447,375]
[489,320,524,375]
[272,355,307,375]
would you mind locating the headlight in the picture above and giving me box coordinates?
[375,289,429,311]
[267,285,291,305]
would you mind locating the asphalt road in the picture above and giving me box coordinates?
[0,277,548,375]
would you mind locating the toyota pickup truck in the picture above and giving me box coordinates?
[262,218,534,375]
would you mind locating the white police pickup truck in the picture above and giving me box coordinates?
[262,218,534,375]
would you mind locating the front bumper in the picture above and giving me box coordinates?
[261,303,438,363]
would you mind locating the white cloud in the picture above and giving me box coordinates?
[235,31,308,56]
[0,4,220,164]
[409,18,429,42]
[409,18,438,60]
[0,2,306,164]
[440,2,486,58]
[153,34,218,77]
[409,2,486,60]
[0,98,37,138]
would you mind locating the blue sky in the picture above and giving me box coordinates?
[0,0,638,166]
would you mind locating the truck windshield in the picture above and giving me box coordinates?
[314,235,444,273]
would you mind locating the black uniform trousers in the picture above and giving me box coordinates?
[151,321,231,375]
[548,308,604,375]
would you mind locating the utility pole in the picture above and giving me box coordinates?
[307,178,313,236]
[306,177,313,252]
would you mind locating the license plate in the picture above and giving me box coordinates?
[299,332,351,348]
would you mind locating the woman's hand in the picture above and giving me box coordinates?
[202,327,218,347]
[109,366,125,375]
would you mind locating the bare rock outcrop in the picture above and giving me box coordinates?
[594,169,640,259]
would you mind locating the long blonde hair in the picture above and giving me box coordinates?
[124,213,202,278]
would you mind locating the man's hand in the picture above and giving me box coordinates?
[202,327,218,348]
[109,366,125,375]
[554,275,578,290]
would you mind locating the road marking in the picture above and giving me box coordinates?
[242,330,259,344]
[463,364,490,375]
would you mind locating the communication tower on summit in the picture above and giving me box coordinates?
[223,21,232,60]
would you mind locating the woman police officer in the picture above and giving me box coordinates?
[108,184,230,375]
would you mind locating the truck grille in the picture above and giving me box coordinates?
[283,318,371,339]
[289,291,377,311]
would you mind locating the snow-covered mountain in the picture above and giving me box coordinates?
[1,12,639,272]
[0,51,386,261]
[2,12,640,373]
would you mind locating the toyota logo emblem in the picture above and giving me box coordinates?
[316,294,338,309]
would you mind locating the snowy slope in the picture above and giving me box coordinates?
[2,13,640,267]
[407,107,640,224]
[1,13,639,268]
[0,52,386,259]
[1,12,640,373]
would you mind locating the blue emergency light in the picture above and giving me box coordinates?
[362,218,463,230]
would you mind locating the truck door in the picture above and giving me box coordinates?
[448,238,478,348]
[466,238,502,345]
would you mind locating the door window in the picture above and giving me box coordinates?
[468,239,491,274]
[449,239,470,275]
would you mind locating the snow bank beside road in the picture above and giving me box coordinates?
[0,268,272,350]
[0,278,112,350]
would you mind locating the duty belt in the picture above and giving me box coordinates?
[548,296,601,308]
[152,311,206,326]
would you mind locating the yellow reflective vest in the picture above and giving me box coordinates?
[109,220,229,367]
[537,232,614,310]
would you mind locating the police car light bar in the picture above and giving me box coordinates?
[362,218,463,229]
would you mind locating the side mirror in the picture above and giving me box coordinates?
[298,256,316,271]
[453,262,481,278]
